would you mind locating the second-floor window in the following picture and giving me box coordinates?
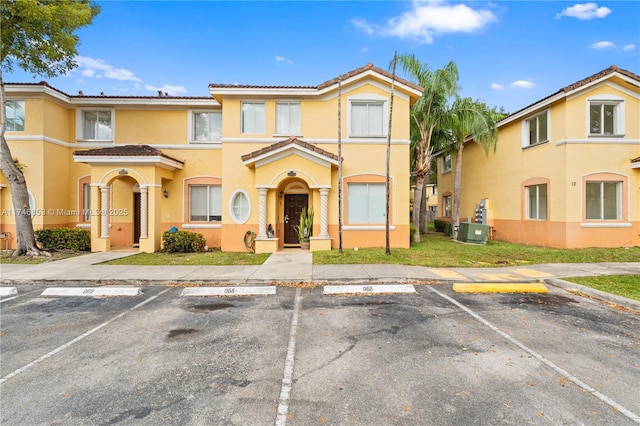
[81,110,112,140]
[589,102,621,136]
[276,102,301,135]
[193,111,222,141]
[242,102,265,134]
[443,154,452,173]
[351,101,384,137]
[525,111,548,146]
[6,100,25,131]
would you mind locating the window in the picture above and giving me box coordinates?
[348,183,385,224]
[83,183,92,222]
[229,190,250,224]
[192,111,221,141]
[80,110,112,140]
[351,101,384,136]
[525,111,548,146]
[276,102,301,135]
[526,184,547,220]
[6,100,25,131]
[590,102,620,136]
[586,181,620,220]
[443,195,452,218]
[443,154,452,173]
[189,185,222,221]
[242,102,265,134]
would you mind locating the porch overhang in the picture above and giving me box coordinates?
[73,144,184,170]
[241,136,340,169]
[632,157,640,169]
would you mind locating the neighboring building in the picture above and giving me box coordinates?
[1,64,421,253]
[436,65,640,248]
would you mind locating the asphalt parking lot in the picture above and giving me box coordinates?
[1,283,639,425]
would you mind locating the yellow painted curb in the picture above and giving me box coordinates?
[452,283,548,293]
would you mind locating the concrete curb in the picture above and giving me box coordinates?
[545,278,640,312]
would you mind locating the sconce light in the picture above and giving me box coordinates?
[163,189,169,198]
[279,191,284,198]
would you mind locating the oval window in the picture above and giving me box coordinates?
[229,190,250,224]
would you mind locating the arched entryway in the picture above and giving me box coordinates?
[280,180,310,247]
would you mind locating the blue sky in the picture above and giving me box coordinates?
[5,0,639,112]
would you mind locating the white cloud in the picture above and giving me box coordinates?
[144,84,188,96]
[74,56,142,82]
[510,80,536,89]
[556,3,611,20]
[490,83,504,91]
[623,44,637,51]
[590,41,616,50]
[276,56,293,64]
[352,1,497,44]
[361,46,370,53]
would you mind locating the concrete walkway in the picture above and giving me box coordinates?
[1,250,639,309]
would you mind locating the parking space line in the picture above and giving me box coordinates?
[0,288,171,386]
[0,295,19,304]
[275,287,302,426]
[425,285,640,424]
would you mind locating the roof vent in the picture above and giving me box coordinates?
[78,90,84,96]
[158,90,163,97]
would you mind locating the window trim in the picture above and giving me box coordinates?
[347,93,388,138]
[275,101,301,136]
[76,108,115,142]
[6,99,25,132]
[241,101,266,135]
[587,95,625,138]
[229,189,251,224]
[521,109,549,148]
[582,172,628,225]
[188,109,222,143]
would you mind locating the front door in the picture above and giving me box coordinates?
[284,194,308,245]
[133,192,141,246]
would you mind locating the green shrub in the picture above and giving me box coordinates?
[162,230,206,253]
[434,219,447,232]
[35,228,91,251]
[410,222,417,245]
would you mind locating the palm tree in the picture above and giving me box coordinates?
[396,54,458,242]
[445,97,499,239]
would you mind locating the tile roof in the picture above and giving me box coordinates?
[500,65,640,124]
[632,157,640,164]
[241,136,340,163]
[210,63,422,92]
[73,145,184,164]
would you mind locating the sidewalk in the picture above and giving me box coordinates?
[1,250,639,308]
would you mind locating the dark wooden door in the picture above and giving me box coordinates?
[133,192,141,245]
[284,194,308,244]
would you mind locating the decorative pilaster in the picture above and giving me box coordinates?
[100,185,110,238]
[258,188,268,238]
[139,186,148,239]
[319,188,330,238]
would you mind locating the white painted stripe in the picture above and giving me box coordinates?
[426,286,640,424]
[323,284,416,295]
[275,287,302,426]
[0,296,19,304]
[181,286,276,297]
[0,287,18,297]
[0,288,171,385]
[41,287,142,297]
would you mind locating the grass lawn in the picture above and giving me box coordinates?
[313,232,640,267]
[565,275,640,302]
[0,250,81,264]
[103,251,270,266]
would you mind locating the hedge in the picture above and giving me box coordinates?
[162,230,206,253]
[35,228,91,251]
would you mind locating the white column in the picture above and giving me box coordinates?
[139,186,148,239]
[258,188,268,238]
[319,188,330,238]
[100,185,110,238]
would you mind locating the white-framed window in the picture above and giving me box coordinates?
[589,101,622,136]
[6,100,25,131]
[191,111,222,142]
[586,181,621,220]
[348,94,387,137]
[189,185,222,222]
[242,102,265,134]
[443,154,452,173]
[526,184,547,220]
[348,183,385,224]
[83,183,92,222]
[523,110,549,147]
[443,195,452,218]
[276,102,301,135]
[78,109,113,141]
[229,190,250,224]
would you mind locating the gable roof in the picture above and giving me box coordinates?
[73,145,184,169]
[499,65,640,127]
[241,136,340,167]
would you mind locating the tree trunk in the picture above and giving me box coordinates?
[412,175,424,243]
[452,144,464,240]
[0,71,49,257]
[420,182,428,234]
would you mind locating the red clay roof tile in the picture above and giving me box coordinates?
[73,145,184,164]
[241,136,340,163]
